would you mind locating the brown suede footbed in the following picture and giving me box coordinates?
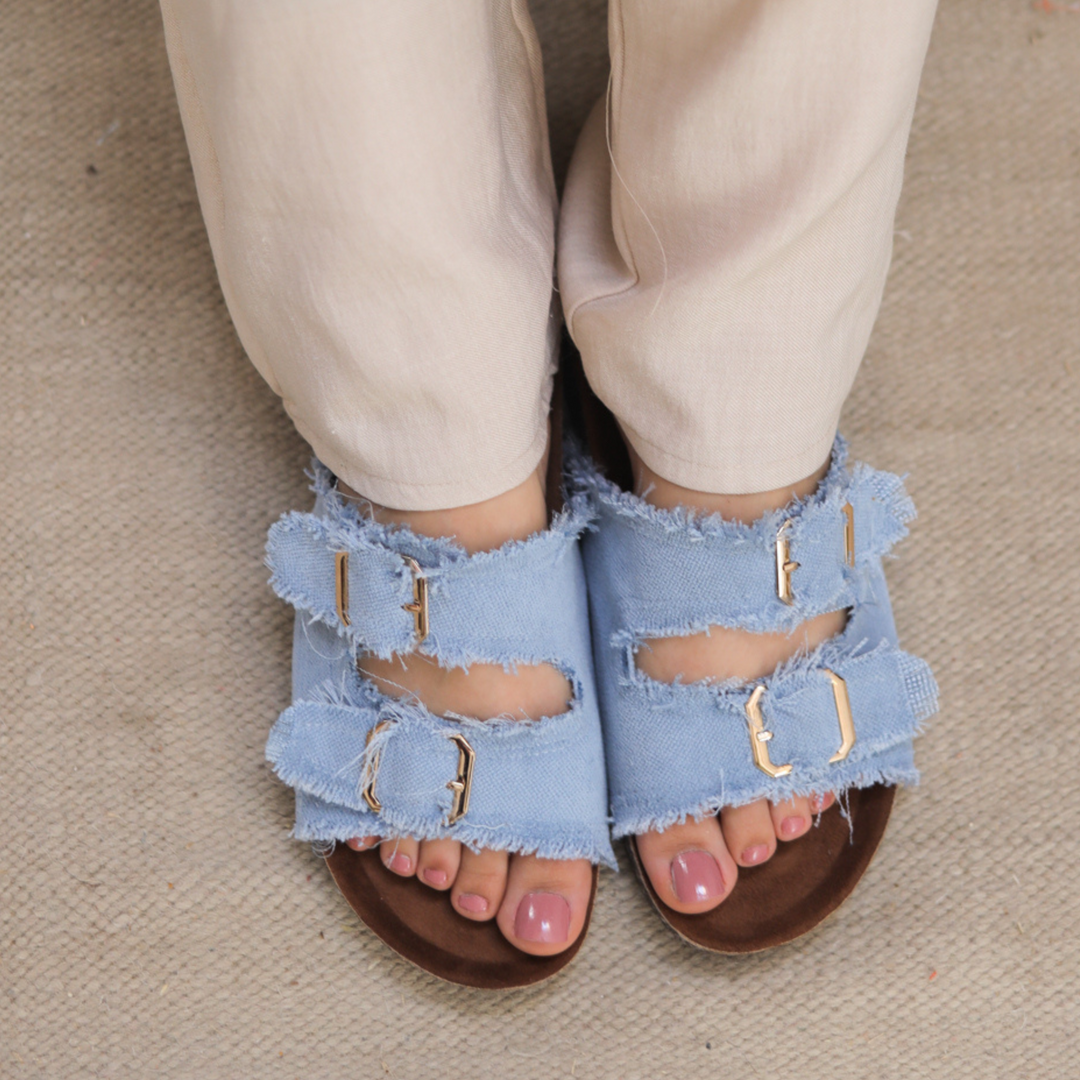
[326,851,598,990]
[628,788,896,953]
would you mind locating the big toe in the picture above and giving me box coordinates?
[635,816,737,914]
[496,855,593,957]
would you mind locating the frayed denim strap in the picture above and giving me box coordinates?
[266,697,615,867]
[265,458,615,866]
[606,624,937,837]
[575,436,939,840]
[266,475,596,667]
[572,436,915,635]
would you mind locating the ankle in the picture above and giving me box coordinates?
[338,468,548,555]
[624,440,830,522]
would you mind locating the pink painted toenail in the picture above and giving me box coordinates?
[386,853,412,874]
[422,868,448,886]
[781,816,806,837]
[458,893,489,914]
[671,850,725,904]
[741,844,770,866]
[515,893,571,944]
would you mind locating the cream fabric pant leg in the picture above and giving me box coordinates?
[162,0,938,507]
[559,0,939,494]
[160,0,558,511]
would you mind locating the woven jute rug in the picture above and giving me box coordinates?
[3,1,1078,1076]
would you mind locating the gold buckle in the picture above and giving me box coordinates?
[744,686,792,778]
[401,556,429,645]
[360,720,391,812]
[335,552,351,627]
[842,502,855,568]
[775,520,799,605]
[823,669,856,763]
[744,669,857,777]
[445,733,475,825]
[337,553,429,642]
[776,504,855,604]
[360,723,475,826]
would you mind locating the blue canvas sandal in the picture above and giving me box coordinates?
[264,460,615,989]
[570,437,938,953]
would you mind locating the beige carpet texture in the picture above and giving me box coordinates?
[3,1,1079,1076]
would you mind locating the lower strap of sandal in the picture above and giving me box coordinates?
[605,634,937,839]
[267,696,617,868]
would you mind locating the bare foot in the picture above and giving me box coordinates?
[626,444,842,914]
[340,466,593,956]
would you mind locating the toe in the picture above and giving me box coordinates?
[720,799,777,867]
[809,791,836,815]
[635,816,737,915]
[345,835,380,851]
[451,847,509,921]
[380,836,419,877]
[770,795,812,841]
[416,839,461,890]
[496,855,593,957]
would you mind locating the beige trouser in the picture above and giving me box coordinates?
[161,0,937,510]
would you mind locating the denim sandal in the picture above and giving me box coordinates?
[569,435,938,952]
[263,457,615,989]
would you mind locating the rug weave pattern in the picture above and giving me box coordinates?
[2,2,1078,1076]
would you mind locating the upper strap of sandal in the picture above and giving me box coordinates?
[602,570,939,837]
[266,462,595,668]
[571,436,915,635]
[266,691,617,867]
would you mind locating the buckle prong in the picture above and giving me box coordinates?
[401,556,430,645]
[775,520,799,605]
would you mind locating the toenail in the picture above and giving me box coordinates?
[780,816,806,837]
[386,853,412,874]
[422,868,447,886]
[514,893,571,944]
[741,844,770,866]
[457,893,489,914]
[671,850,725,904]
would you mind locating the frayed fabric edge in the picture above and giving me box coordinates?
[565,435,852,540]
[289,815,618,871]
[610,765,920,840]
[294,458,598,568]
